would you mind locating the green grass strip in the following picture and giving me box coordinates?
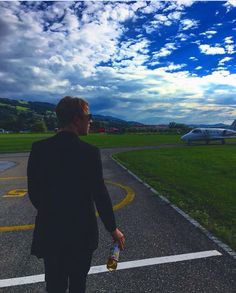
[1,132,236,153]
[114,145,236,250]
[0,133,181,153]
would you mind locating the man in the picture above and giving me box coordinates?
[27,96,125,293]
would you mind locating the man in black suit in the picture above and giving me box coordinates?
[27,96,125,293]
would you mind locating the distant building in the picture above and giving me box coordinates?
[133,124,169,129]
[155,124,169,129]
[98,128,105,133]
[107,127,120,134]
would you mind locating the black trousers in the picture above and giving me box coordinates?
[43,250,93,293]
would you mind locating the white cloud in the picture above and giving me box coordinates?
[143,19,172,34]
[189,57,198,61]
[163,0,194,12]
[178,34,188,41]
[0,1,132,89]
[176,32,196,42]
[199,44,226,55]
[111,38,150,68]
[131,1,148,12]
[153,43,177,59]
[145,9,186,34]
[192,40,201,46]
[224,0,236,12]
[224,36,234,44]
[163,63,187,71]
[180,19,199,31]
[223,37,235,54]
[175,0,195,7]
[219,57,233,65]
[44,2,73,20]
[154,14,168,22]
[197,37,235,56]
[168,11,182,20]
[200,30,217,39]
[225,44,235,54]
[205,30,217,35]
[141,1,165,14]
[32,78,70,93]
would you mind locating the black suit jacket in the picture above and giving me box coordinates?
[27,131,116,258]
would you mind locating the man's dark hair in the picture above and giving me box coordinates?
[55,96,88,127]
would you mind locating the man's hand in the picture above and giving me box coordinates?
[111,228,125,250]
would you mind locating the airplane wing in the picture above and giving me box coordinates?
[215,136,236,139]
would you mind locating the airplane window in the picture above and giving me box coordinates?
[192,129,201,133]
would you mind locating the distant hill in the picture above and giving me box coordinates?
[0,97,57,132]
[92,114,143,129]
[0,97,55,113]
[1,97,233,132]
[0,97,142,132]
[188,123,231,129]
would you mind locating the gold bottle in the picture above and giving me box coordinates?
[106,242,120,271]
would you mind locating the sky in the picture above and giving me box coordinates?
[0,1,235,124]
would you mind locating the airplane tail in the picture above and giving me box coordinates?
[231,119,236,130]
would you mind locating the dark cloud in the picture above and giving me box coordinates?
[113,80,148,93]
[116,97,145,103]
[0,19,11,38]
[89,96,118,112]
[202,84,236,105]
[144,107,170,114]
[214,95,236,105]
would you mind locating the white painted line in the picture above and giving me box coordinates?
[90,250,221,274]
[0,250,221,288]
[0,274,45,288]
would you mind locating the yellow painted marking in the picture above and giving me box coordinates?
[105,180,135,211]
[3,189,28,198]
[3,188,28,198]
[0,176,26,180]
[0,225,34,233]
[95,180,135,216]
[0,180,135,232]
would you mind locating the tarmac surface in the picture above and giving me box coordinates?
[0,144,236,293]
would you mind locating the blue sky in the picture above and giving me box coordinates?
[0,1,235,124]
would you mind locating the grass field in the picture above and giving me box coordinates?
[0,133,53,153]
[0,133,181,153]
[1,132,236,153]
[114,145,236,250]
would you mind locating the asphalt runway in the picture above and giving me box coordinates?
[0,146,236,293]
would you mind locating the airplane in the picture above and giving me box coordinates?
[181,128,236,145]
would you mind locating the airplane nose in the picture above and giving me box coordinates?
[181,135,186,141]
